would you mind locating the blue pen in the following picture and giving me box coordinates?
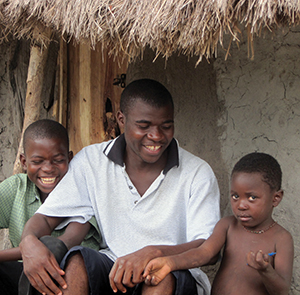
[247,252,276,265]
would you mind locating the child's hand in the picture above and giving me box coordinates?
[246,250,271,271]
[143,257,172,286]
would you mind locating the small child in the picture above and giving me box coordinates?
[143,152,294,295]
[0,119,100,295]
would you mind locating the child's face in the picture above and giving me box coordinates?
[230,172,282,230]
[20,137,72,200]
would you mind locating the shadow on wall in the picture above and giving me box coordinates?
[127,48,228,283]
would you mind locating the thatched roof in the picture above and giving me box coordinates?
[1,0,300,62]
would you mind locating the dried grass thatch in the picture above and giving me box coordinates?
[1,0,300,62]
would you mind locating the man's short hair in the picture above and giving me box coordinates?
[120,79,174,115]
[231,152,282,191]
[23,119,69,153]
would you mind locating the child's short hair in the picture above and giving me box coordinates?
[120,79,174,115]
[231,152,282,191]
[23,119,69,153]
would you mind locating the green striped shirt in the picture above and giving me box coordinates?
[0,174,101,250]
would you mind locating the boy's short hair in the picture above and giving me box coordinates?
[232,152,282,191]
[120,79,174,115]
[23,119,69,153]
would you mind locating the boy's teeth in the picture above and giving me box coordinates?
[41,177,56,184]
[146,146,161,151]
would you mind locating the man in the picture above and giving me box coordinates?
[20,79,220,295]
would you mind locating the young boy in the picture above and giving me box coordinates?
[143,152,294,295]
[0,119,100,295]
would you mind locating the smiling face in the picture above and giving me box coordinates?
[230,172,283,230]
[117,99,174,166]
[20,137,72,202]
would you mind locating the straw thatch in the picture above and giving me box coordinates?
[1,0,300,62]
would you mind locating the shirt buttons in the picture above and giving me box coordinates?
[129,186,133,190]
[134,200,138,204]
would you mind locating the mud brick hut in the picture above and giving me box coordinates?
[0,1,300,292]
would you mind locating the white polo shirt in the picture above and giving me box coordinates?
[37,135,220,294]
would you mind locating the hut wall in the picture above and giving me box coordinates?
[67,43,127,154]
[127,27,300,293]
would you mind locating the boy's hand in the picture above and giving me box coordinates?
[143,257,172,286]
[246,250,270,271]
[20,235,66,295]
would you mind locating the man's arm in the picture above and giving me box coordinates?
[20,213,66,295]
[57,221,91,250]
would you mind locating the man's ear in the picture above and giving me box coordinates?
[20,153,27,172]
[68,151,74,162]
[273,189,284,207]
[116,110,125,134]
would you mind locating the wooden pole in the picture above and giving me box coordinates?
[13,26,53,174]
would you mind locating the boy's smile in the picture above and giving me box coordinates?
[20,137,71,202]
[230,172,280,231]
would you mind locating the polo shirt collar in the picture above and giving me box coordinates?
[105,134,179,174]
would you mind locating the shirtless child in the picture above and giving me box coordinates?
[143,152,294,295]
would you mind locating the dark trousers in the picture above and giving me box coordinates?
[0,261,23,295]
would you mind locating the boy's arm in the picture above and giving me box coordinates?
[247,230,294,295]
[0,247,22,262]
[57,221,91,249]
[143,217,230,286]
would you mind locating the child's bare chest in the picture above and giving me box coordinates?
[212,229,276,294]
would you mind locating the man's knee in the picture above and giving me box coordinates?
[141,273,175,295]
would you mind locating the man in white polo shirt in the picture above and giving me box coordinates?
[20,79,220,295]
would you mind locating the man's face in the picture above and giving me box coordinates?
[20,137,71,201]
[118,100,174,165]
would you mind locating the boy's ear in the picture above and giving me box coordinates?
[273,189,284,207]
[20,153,27,172]
[68,151,73,162]
[116,110,125,126]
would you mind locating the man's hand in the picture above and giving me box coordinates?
[109,246,162,293]
[143,257,172,286]
[20,235,67,295]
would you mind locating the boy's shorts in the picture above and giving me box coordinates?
[61,246,198,295]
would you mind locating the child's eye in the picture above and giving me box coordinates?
[231,194,239,200]
[249,195,257,201]
[32,160,43,165]
[54,159,65,164]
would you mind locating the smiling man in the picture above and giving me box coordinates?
[20,79,220,295]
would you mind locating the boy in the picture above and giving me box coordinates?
[143,152,294,295]
[0,119,100,295]
[19,79,220,295]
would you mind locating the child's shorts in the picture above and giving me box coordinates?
[60,246,198,295]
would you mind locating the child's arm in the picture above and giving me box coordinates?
[247,230,294,295]
[0,247,22,262]
[57,221,91,249]
[0,222,91,262]
[143,217,230,286]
